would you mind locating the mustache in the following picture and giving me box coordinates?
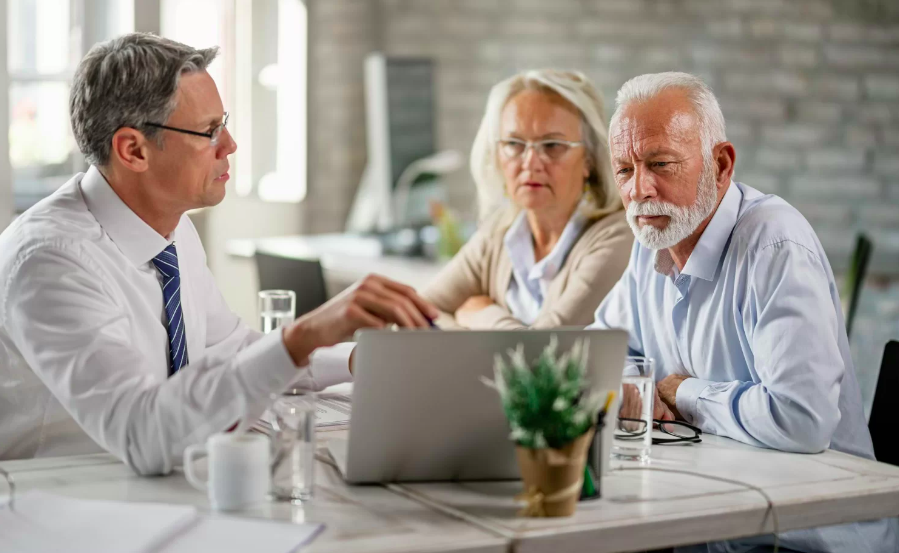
[626,200,684,218]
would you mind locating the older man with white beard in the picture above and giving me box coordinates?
[590,72,897,553]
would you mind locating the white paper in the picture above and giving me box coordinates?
[315,394,351,427]
[254,394,351,434]
[0,490,198,553]
[161,515,323,553]
[1,491,323,553]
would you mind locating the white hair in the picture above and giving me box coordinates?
[611,72,727,159]
[469,69,621,222]
[626,155,718,250]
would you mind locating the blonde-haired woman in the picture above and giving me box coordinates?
[424,69,633,329]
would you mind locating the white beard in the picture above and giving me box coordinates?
[626,159,718,251]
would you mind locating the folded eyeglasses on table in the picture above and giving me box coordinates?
[615,418,703,445]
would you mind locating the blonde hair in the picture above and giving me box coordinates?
[470,69,621,222]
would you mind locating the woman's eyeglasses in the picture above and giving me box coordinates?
[615,418,703,445]
[144,112,230,147]
[497,138,583,163]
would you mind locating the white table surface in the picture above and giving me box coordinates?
[227,234,446,291]
[390,434,899,553]
[0,438,506,553]
[5,432,899,553]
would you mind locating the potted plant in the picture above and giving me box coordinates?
[483,336,610,517]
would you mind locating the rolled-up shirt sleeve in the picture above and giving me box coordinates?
[3,245,306,475]
[676,241,844,453]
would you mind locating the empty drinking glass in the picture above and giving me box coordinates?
[612,357,654,463]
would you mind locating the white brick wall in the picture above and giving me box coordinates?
[306,0,899,273]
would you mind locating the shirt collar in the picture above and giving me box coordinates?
[80,165,171,267]
[503,202,588,282]
[654,181,741,282]
[504,211,536,278]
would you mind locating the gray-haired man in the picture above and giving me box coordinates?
[591,71,897,552]
[0,33,436,474]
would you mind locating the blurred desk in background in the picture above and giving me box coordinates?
[227,234,447,294]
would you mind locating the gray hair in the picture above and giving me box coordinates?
[70,33,218,166]
[470,69,621,222]
[611,72,727,159]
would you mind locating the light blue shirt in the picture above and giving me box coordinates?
[591,181,897,552]
[504,207,586,325]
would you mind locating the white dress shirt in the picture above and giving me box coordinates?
[591,181,897,552]
[0,167,353,474]
[503,207,587,325]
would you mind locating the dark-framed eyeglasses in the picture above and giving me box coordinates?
[496,138,583,162]
[144,112,230,147]
[615,418,703,445]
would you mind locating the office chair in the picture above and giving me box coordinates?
[842,233,873,340]
[255,252,328,317]
[868,340,898,467]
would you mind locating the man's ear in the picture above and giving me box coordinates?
[713,142,736,189]
[109,127,152,173]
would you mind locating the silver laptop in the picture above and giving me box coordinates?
[329,328,628,484]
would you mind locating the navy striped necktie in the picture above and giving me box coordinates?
[152,243,189,376]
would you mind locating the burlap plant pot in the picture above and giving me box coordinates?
[514,427,595,517]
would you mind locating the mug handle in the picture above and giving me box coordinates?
[183,443,208,492]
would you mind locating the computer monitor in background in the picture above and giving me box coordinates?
[346,54,459,234]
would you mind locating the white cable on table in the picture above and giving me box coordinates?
[615,466,780,553]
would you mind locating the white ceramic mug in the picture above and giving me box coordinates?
[183,432,271,511]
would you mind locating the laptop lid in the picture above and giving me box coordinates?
[341,329,627,484]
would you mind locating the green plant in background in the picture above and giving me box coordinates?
[483,336,605,450]
[429,201,465,259]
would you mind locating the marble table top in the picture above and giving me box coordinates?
[0,447,505,553]
[5,432,899,553]
[390,434,899,553]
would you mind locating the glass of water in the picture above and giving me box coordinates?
[612,357,654,463]
[258,290,296,334]
[270,391,316,501]
[258,289,315,501]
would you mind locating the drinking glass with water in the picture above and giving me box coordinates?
[612,357,654,463]
[270,390,316,501]
[258,290,296,333]
[257,289,316,501]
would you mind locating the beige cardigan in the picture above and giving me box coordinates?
[422,209,633,329]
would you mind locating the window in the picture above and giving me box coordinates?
[7,0,80,211]
[246,0,308,203]
[3,0,308,210]
[161,0,308,203]
[5,0,133,212]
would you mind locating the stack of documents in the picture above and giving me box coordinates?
[315,393,352,428]
[0,490,323,553]
[253,393,352,435]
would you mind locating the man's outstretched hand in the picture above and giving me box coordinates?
[282,274,438,366]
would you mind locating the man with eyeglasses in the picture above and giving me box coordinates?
[589,72,897,552]
[0,33,437,475]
